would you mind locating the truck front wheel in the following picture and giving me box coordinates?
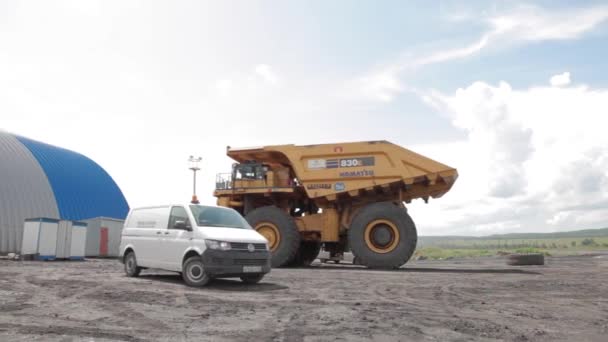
[246,206,300,268]
[287,241,321,267]
[348,202,417,269]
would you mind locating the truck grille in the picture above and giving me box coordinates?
[231,242,266,251]
[234,259,268,266]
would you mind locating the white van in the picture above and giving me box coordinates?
[119,204,271,287]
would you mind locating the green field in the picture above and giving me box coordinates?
[415,228,608,260]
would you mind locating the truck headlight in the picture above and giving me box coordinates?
[205,240,231,251]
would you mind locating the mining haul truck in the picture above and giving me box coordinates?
[214,141,458,269]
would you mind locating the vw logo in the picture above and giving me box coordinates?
[247,243,255,252]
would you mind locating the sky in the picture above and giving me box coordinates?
[1,0,607,236]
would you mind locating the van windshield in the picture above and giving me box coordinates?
[189,205,252,229]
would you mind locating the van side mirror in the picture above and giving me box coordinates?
[173,220,192,231]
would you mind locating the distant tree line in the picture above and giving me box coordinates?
[435,238,608,250]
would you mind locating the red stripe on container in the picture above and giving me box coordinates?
[100,227,109,256]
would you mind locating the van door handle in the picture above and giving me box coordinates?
[156,231,162,235]
[164,232,169,235]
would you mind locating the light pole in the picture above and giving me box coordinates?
[188,156,202,204]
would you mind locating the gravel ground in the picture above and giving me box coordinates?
[0,254,607,341]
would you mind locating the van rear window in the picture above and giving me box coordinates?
[189,205,251,229]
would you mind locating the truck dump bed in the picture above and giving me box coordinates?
[226,140,457,203]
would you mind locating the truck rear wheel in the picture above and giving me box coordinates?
[245,206,300,268]
[348,202,417,269]
[288,241,321,267]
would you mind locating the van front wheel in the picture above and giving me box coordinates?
[124,252,141,277]
[182,256,211,287]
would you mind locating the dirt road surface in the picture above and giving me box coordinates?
[1,255,607,341]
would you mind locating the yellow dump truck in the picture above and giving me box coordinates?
[214,141,457,269]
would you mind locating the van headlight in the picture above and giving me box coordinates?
[205,240,231,251]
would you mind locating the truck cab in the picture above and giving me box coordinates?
[216,161,294,191]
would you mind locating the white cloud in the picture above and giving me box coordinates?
[354,66,404,102]
[214,64,281,97]
[547,211,570,226]
[357,5,608,102]
[254,64,279,85]
[412,74,608,235]
[492,6,608,41]
[215,79,233,96]
[419,5,608,67]
[550,72,571,87]
[412,33,492,68]
[429,81,534,198]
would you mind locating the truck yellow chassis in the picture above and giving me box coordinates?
[214,140,457,268]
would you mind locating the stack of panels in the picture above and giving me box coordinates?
[20,218,87,260]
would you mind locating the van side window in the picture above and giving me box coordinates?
[168,206,191,229]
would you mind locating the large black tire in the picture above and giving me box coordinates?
[507,253,545,266]
[182,256,211,287]
[287,241,321,267]
[348,202,417,269]
[124,251,141,277]
[245,206,301,268]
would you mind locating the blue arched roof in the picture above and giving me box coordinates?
[15,135,129,220]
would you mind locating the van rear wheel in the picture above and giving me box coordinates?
[182,256,211,287]
[124,252,141,277]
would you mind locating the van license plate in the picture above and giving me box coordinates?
[243,266,262,273]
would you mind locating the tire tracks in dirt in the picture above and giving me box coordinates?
[0,322,144,341]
